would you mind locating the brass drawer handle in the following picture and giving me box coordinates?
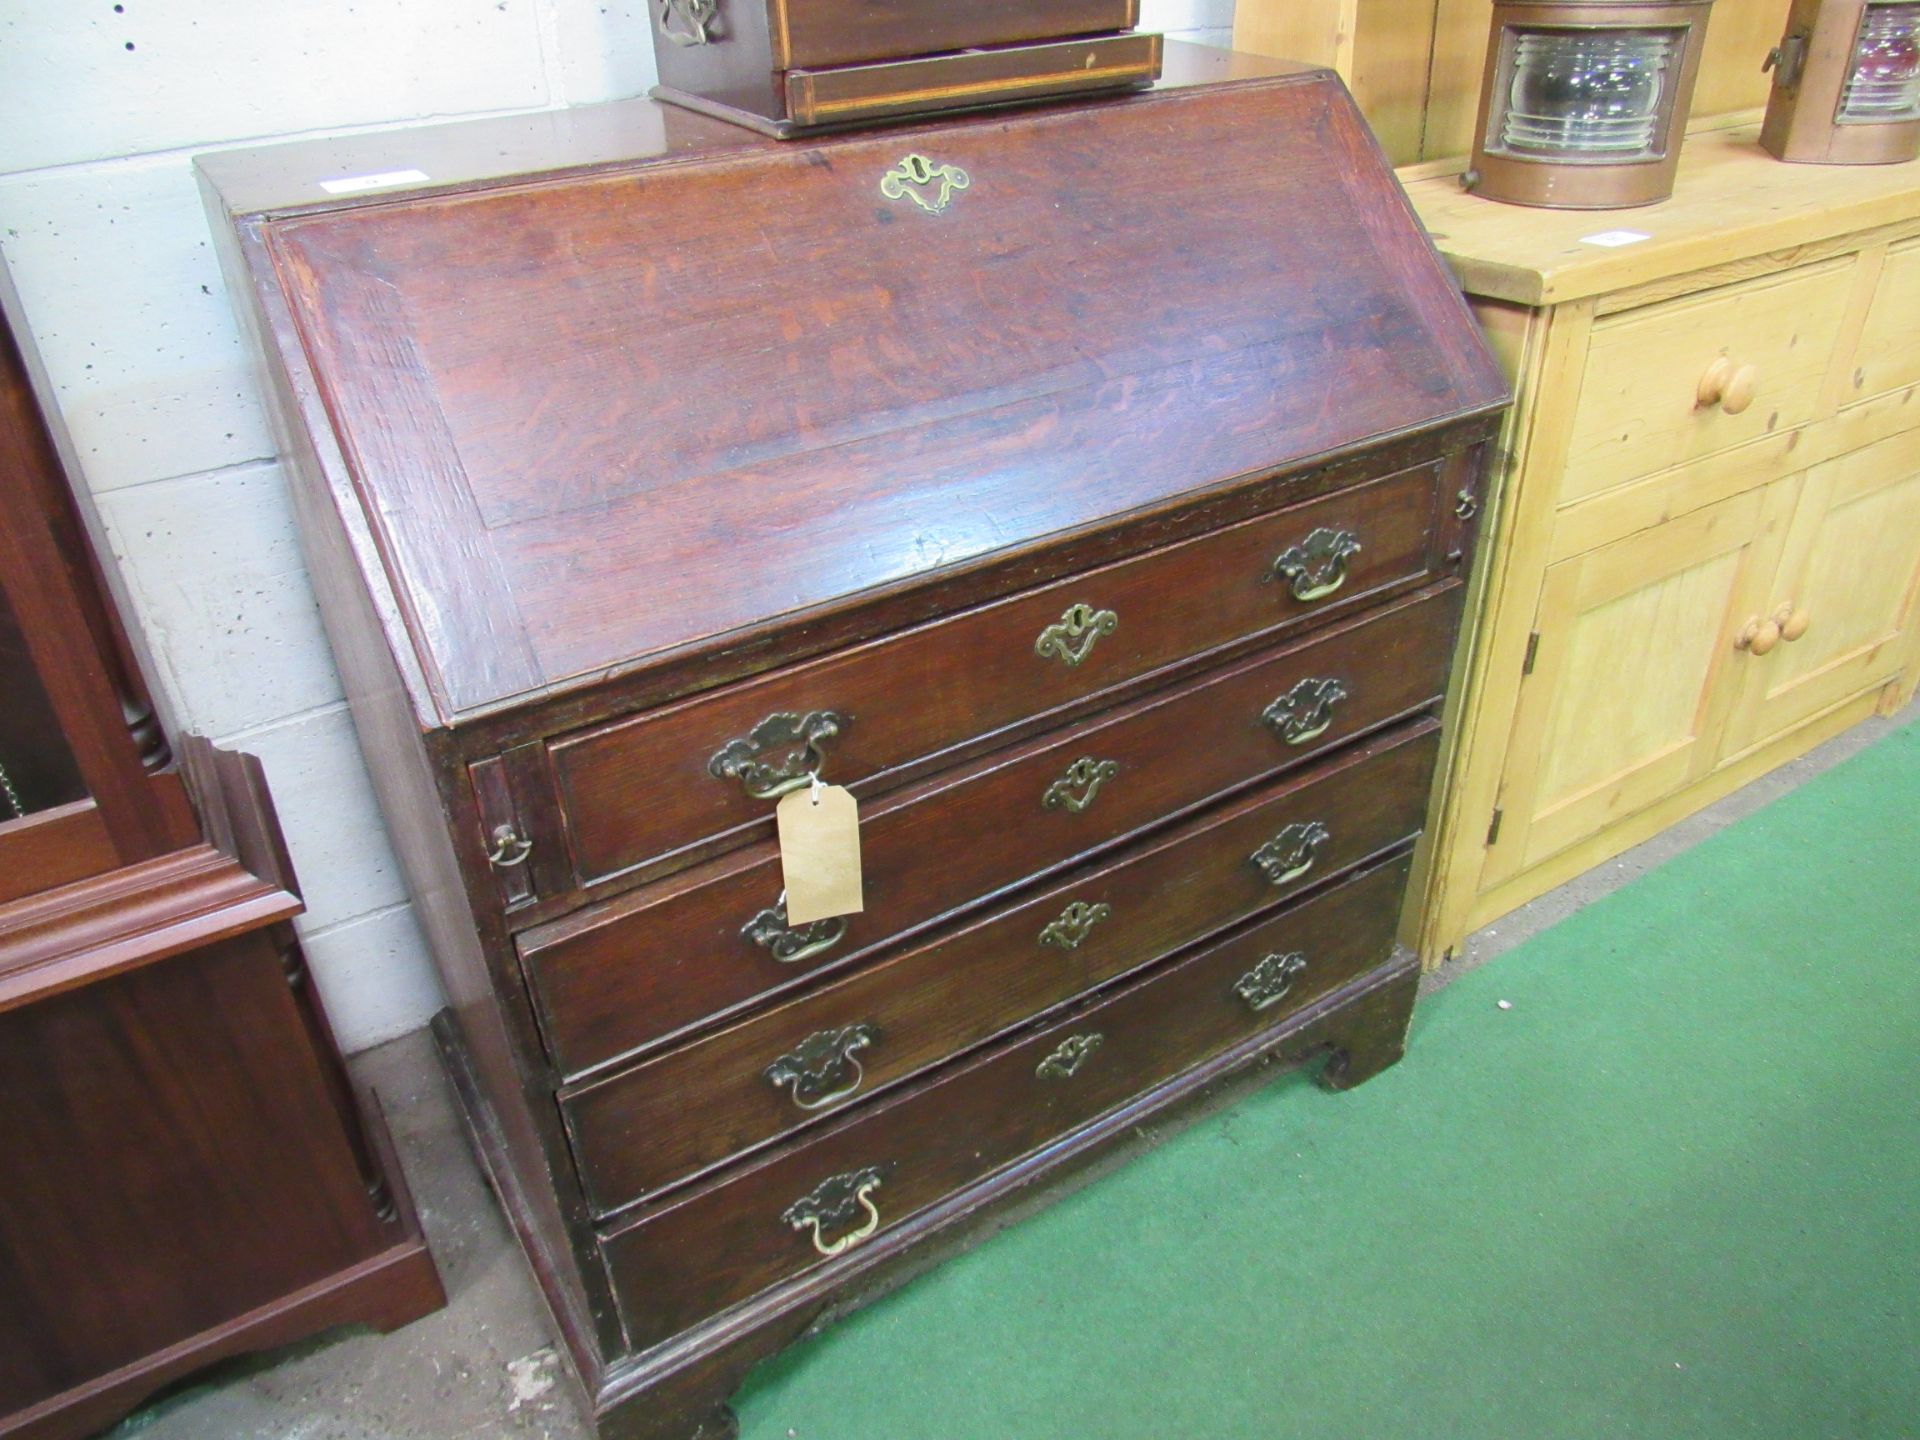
[1036,1032,1104,1080]
[1034,602,1119,668]
[659,0,718,45]
[742,893,849,965]
[1266,527,1362,602]
[1233,951,1309,1012]
[485,823,533,869]
[1261,676,1349,746]
[1039,900,1112,951]
[1250,820,1331,886]
[783,1165,887,1258]
[765,1022,881,1111]
[709,710,848,800]
[1042,757,1119,814]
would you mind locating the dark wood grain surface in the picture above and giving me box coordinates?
[772,0,1139,69]
[260,74,1504,718]
[598,850,1411,1348]
[559,721,1438,1207]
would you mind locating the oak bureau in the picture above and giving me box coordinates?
[200,46,1507,1439]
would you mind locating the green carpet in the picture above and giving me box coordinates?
[732,719,1920,1440]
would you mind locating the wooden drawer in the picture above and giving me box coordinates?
[783,35,1162,128]
[561,721,1438,1210]
[522,585,1458,1071]
[774,0,1139,70]
[1848,236,1920,407]
[599,849,1411,1348]
[545,460,1451,893]
[1562,258,1855,504]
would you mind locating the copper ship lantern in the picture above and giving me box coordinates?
[1463,0,1716,208]
[1761,1,1920,163]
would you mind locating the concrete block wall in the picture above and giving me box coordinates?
[0,0,1233,1052]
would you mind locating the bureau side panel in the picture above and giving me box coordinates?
[198,197,623,1369]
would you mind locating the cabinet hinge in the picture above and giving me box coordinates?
[1486,807,1505,846]
[1521,631,1541,676]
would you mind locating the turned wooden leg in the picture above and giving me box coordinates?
[1316,956,1418,1092]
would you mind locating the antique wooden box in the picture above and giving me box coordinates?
[200,47,1506,1439]
[647,0,1162,135]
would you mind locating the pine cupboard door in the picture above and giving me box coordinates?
[1845,236,1920,406]
[1720,434,1920,757]
[1481,486,1792,888]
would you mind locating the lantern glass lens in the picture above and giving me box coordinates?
[1498,27,1681,157]
[1842,2,1920,121]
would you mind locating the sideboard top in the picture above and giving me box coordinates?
[206,64,1506,726]
[1406,122,1920,307]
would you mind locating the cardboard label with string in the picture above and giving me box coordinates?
[775,772,864,924]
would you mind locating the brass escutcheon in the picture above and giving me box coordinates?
[880,154,971,215]
[1042,757,1119,814]
[1034,602,1119,668]
[1036,1032,1104,1080]
[1038,900,1113,952]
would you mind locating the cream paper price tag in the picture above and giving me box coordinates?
[776,779,864,924]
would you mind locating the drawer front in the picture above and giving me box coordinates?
[549,460,1449,891]
[774,0,1139,70]
[1562,259,1855,504]
[785,34,1161,128]
[1848,236,1920,406]
[562,722,1438,1209]
[523,584,1457,1071]
[600,850,1412,1348]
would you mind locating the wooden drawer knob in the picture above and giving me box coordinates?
[1697,357,1759,415]
[1736,616,1781,655]
[1778,604,1811,642]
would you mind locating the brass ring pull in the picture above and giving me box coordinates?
[1042,757,1118,814]
[783,1166,887,1258]
[1266,527,1363,602]
[1038,900,1112,951]
[1261,676,1348,747]
[765,1022,881,1111]
[1233,951,1308,1012]
[486,824,533,869]
[709,710,847,800]
[1454,487,1480,521]
[1036,1032,1104,1080]
[1250,820,1331,887]
[1035,602,1119,668]
[741,892,848,965]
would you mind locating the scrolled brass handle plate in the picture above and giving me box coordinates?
[709,710,847,800]
[1042,756,1119,814]
[1266,527,1362,603]
[764,1022,881,1111]
[1035,602,1119,668]
[783,1165,887,1258]
[1038,900,1112,952]
[1036,1032,1104,1080]
[742,892,848,965]
[1233,951,1308,1012]
[1250,820,1332,887]
[1261,676,1349,747]
[486,824,533,869]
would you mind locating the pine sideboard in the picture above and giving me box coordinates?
[1404,124,1920,965]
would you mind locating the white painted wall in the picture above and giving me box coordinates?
[0,0,1233,1052]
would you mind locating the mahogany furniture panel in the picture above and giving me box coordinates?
[0,278,442,1440]
[202,52,1505,1440]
